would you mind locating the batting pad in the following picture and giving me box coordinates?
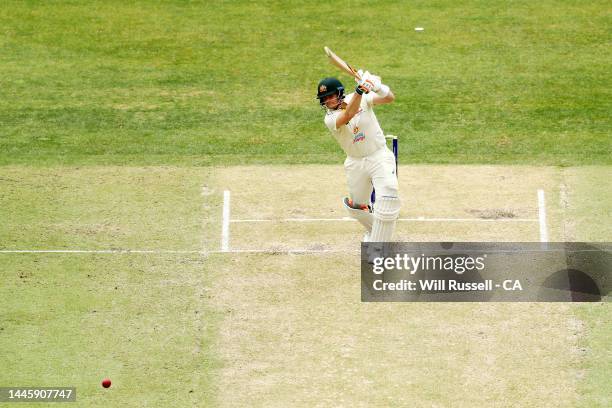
[343,197,373,231]
[370,196,401,242]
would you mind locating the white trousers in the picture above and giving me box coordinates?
[344,147,399,206]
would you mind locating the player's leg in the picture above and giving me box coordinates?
[343,197,373,230]
[369,148,401,242]
[343,156,374,235]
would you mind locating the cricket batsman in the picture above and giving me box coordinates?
[316,72,400,242]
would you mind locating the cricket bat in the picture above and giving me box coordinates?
[324,46,361,80]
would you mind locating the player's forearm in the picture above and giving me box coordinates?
[385,90,395,102]
[373,87,395,105]
[345,92,362,118]
[378,90,395,103]
[336,92,363,126]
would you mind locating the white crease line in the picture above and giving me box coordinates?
[221,190,231,252]
[230,217,538,223]
[538,189,549,243]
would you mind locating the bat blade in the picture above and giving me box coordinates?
[324,46,361,80]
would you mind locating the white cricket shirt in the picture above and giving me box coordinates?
[324,92,386,158]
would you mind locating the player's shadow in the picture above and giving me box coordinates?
[538,243,610,302]
[541,269,602,302]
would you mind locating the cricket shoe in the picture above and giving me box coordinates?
[344,197,371,212]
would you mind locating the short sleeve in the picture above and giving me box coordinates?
[324,112,339,131]
[363,92,375,109]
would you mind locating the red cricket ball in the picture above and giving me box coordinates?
[102,378,112,388]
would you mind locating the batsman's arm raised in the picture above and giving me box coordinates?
[335,92,363,128]
[335,73,376,128]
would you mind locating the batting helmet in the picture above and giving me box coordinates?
[316,77,344,106]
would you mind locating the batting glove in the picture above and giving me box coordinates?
[356,72,375,95]
[369,74,382,92]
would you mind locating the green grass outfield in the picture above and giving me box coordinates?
[0,0,610,165]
